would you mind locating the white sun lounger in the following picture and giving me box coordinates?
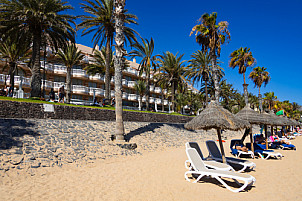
[185,142,234,171]
[185,148,256,193]
[206,140,256,173]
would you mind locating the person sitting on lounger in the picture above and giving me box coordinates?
[271,133,291,145]
[233,141,249,152]
[255,134,266,145]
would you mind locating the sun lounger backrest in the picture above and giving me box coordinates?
[186,148,207,171]
[186,142,204,159]
[206,140,222,159]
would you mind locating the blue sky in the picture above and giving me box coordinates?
[70,0,302,105]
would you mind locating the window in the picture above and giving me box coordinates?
[54,76,65,82]
[88,82,97,88]
[72,79,83,85]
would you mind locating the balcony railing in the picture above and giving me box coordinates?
[122,79,128,86]
[3,75,30,87]
[41,80,53,89]
[155,98,162,104]
[154,87,162,94]
[149,97,155,103]
[72,85,89,94]
[54,64,67,74]
[40,61,54,71]
[128,81,136,88]
[89,74,104,81]
[126,68,138,76]
[53,82,65,90]
[111,90,115,97]
[89,87,104,96]
[128,94,138,101]
[72,69,88,78]
[122,92,128,99]
[150,85,155,92]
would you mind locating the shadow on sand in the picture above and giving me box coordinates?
[0,119,40,150]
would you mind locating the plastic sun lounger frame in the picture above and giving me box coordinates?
[246,143,282,160]
[185,148,256,193]
[206,140,256,173]
[268,136,296,150]
[230,139,254,159]
[185,142,234,171]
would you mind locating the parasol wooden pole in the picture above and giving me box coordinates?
[264,124,268,150]
[217,129,226,163]
[281,126,285,136]
[249,128,254,156]
[271,125,274,139]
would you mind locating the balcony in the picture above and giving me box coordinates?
[89,87,104,96]
[4,75,30,87]
[150,85,155,92]
[163,100,169,105]
[122,92,128,100]
[72,85,89,94]
[41,80,53,89]
[149,97,155,103]
[128,94,138,101]
[53,82,65,90]
[0,74,5,83]
[126,68,138,76]
[40,61,54,71]
[128,81,136,88]
[111,90,115,97]
[122,79,128,86]
[154,87,162,94]
[155,98,162,104]
[89,74,104,81]
[54,64,67,74]
[142,96,146,102]
[72,69,88,78]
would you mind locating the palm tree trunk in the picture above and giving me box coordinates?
[161,91,164,112]
[258,87,262,113]
[145,76,150,111]
[204,79,208,107]
[242,72,249,105]
[8,62,15,94]
[211,53,219,102]
[105,35,111,100]
[30,33,42,97]
[66,66,72,104]
[171,81,175,112]
[114,0,125,141]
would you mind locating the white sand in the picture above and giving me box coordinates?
[1,132,302,201]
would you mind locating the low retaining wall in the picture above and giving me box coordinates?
[0,100,193,123]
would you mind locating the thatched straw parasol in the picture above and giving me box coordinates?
[235,104,270,152]
[185,101,251,163]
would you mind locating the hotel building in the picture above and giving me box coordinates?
[0,44,172,111]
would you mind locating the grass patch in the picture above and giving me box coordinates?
[0,96,190,116]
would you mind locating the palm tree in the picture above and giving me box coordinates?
[0,37,30,93]
[187,50,211,106]
[79,0,138,101]
[134,80,146,110]
[129,38,157,111]
[156,52,187,111]
[0,0,76,97]
[229,47,256,104]
[249,66,270,112]
[56,44,84,104]
[190,12,230,101]
[264,92,277,111]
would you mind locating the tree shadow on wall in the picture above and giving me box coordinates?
[124,122,196,142]
[0,119,40,150]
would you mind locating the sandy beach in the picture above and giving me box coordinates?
[0,120,302,201]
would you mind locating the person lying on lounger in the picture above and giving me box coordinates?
[233,141,249,152]
[271,133,291,145]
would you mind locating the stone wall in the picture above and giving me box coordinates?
[0,100,193,123]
